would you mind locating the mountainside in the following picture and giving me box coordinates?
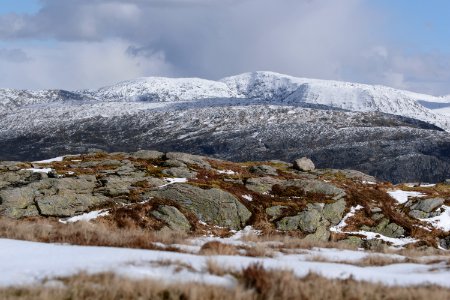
[1,72,450,183]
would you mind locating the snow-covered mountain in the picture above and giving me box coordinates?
[221,72,450,131]
[2,71,447,130]
[1,71,450,182]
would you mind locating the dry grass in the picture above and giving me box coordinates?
[1,268,450,300]
[306,254,406,267]
[0,217,187,250]
[199,241,240,256]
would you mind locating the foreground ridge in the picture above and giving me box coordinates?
[1,150,448,249]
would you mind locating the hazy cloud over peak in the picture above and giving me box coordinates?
[0,0,449,95]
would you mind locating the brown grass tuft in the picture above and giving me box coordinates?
[199,241,240,256]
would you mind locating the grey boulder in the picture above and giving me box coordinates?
[293,157,315,172]
[147,183,251,230]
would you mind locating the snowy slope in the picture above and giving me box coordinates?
[1,71,449,130]
[83,77,240,102]
[2,238,450,288]
[221,72,450,130]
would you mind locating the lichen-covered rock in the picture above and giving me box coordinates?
[282,179,346,198]
[249,165,278,176]
[151,205,191,231]
[408,210,428,219]
[0,170,44,187]
[36,193,109,217]
[277,208,322,233]
[162,167,197,179]
[0,187,39,218]
[147,183,251,229]
[323,199,346,225]
[410,198,444,213]
[381,223,405,238]
[297,209,322,233]
[246,176,283,194]
[277,215,302,231]
[293,157,315,172]
[162,159,187,168]
[266,205,288,221]
[372,218,405,238]
[340,236,364,248]
[165,152,210,169]
[304,221,330,242]
[97,176,134,197]
[132,150,164,160]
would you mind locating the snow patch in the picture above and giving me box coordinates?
[59,210,110,224]
[217,170,236,175]
[159,177,188,188]
[387,190,425,204]
[25,168,53,174]
[421,206,450,232]
[242,195,253,202]
[33,156,65,163]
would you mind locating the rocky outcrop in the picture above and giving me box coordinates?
[249,165,278,176]
[408,198,444,219]
[245,176,284,194]
[281,179,346,199]
[147,184,251,230]
[151,205,191,231]
[0,150,448,249]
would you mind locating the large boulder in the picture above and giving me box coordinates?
[297,209,322,233]
[277,207,322,233]
[31,176,109,217]
[293,157,315,172]
[322,199,346,225]
[147,183,251,229]
[36,192,109,217]
[0,187,39,218]
[151,205,191,231]
[410,198,444,213]
[165,152,210,169]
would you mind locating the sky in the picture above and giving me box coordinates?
[0,0,449,95]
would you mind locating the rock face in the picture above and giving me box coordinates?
[277,205,326,234]
[281,179,346,198]
[364,218,406,238]
[245,177,283,194]
[408,198,444,219]
[293,157,315,172]
[249,165,278,176]
[0,187,39,218]
[151,205,191,231]
[322,199,346,225]
[147,184,251,230]
[266,205,287,221]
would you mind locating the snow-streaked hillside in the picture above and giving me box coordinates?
[1,71,448,131]
[83,77,240,102]
[221,72,450,130]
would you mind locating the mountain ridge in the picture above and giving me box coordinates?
[1,71,449,131]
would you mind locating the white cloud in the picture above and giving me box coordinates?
[0,40,174,90]
[0,0,449,95]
